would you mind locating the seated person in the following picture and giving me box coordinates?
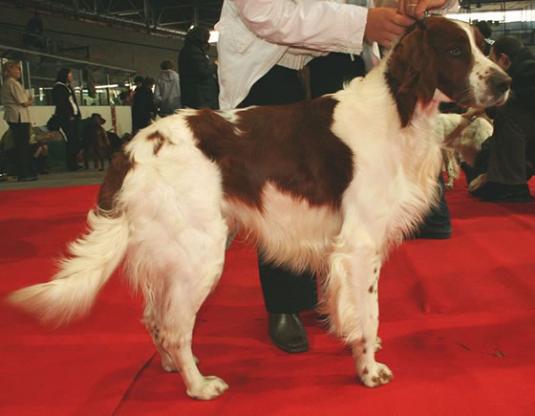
[1,126,60,177]
[30,126,55,174]
[469,36,535,202]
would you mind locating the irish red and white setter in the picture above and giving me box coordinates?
[10,17,510,400]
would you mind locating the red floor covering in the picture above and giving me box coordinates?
[1,179,535,415]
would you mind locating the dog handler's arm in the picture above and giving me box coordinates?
[234,0,415,53]
[233,0,369,55]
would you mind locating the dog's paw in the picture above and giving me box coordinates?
[187,376,229,400]
[358,362,393,388]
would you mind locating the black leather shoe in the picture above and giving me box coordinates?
[472,181,533,203]
[268,313,309,353]
[415,225,452,240]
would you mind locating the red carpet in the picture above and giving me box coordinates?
[1,180,535,415]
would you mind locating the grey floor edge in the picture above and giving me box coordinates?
[0,170,106,191]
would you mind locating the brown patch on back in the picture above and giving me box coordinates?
[97,151,132,211]
[187,97,354,210]
[147,130,170,155]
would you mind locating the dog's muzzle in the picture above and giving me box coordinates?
[489,70,512,98]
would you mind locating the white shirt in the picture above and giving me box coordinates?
[55,82,80,116]
[216,0,372,109]
[1,77,31,123]
[216,0,459,110]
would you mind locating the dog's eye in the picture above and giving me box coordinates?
[448,48,463,57]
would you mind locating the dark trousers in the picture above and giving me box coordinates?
[238,65,317,313]
[308,52,366,97]
[60,118,80,171]
[8,122,33,179]
[132,115,152,136]
[485,105,535,185]
[421,175,451,231]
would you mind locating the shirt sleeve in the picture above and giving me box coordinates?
[374,0,459,13]
[442,0,460,13]
[233,0,368,55]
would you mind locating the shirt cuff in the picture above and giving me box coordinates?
[341,7,368,56]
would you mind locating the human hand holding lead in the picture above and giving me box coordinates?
[398,0,450,19]
[364,8,415,48]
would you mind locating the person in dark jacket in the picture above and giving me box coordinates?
[52,68,82,171]
[470,36,535,202]
[132,77,156,135]
[178,27,219,109]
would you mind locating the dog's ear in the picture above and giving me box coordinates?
[385,22,437,127]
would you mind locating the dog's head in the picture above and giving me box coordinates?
[386,16,511,127]
[91,113,106,126]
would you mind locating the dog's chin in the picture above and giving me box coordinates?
[474,89,511,109]
[458,90,510,110]
[491,91,510,108]
[452,92,476,109]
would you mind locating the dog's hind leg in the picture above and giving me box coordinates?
[122,127,231,399]
[143,300,178,372]
[130,214,229,400]
[325,228,393,388]
[143,298,201,373]
[164,226,229,400]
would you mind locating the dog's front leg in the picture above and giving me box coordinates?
[326,230,393,388]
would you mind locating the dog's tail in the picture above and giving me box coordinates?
[8,209,129,326]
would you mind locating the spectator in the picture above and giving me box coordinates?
[118,89,134,106]
[470,36,535,202]
[30,126,53,175]
[178,26,219,109]
[23,12,46,49]
[52,67,82,171]
[154,60,181,116]
[133,75,144,91]
[473,21,493,56]
[216,0,454,354]
[1,61,36,181]
[132,77,156,134]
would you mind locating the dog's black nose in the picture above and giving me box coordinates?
[489,71,512,95]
